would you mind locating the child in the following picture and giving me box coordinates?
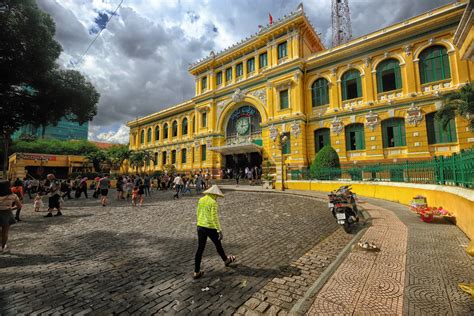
[132,186,139,207]
[34,193,43,212]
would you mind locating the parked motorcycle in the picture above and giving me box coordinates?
[328,185,359,233]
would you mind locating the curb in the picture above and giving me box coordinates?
[289,208,371,315]
[220,186,372,315]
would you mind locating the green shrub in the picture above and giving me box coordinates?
[310,145,341,180]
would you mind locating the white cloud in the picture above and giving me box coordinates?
[90,124,129,144]
[37,0,452,139]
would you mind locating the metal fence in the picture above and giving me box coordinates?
[291,149,474,189]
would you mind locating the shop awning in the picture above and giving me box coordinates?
[209,143,263,155]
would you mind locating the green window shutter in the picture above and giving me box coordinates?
[357,128,365,149]
[345,129,351,151]
[280,90,289,109]
[182,149,186,163]
[140,131,144,144]
[382,123,389,148]
[216,72,222,85]
[377,70,383,93]
[442,53,451,79]
[399,120,406,146]
[342,81,347,100]
[201,145,206,161]
[448,118,457,142]
[426,113,436,144]
[394,65,402,90]
[202,112,207,127]
[282,136,291,154]
[155,128,159,140]
[356,76,362,98]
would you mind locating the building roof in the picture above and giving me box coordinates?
[91,141,118,149]
[188,3,324,74]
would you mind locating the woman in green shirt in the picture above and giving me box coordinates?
[194,185,236,279]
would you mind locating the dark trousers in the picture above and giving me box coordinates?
[15,208,22,220]
[194,226,227,273]
[174,185,182,199]
[144,185,150,196]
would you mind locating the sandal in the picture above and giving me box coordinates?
[193,271,204,279]
[225,255,236,266]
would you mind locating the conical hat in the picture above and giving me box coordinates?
[203,185,224,197]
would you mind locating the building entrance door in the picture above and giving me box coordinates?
[224,152,262,178]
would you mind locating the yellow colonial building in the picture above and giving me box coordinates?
[127,1,474,178]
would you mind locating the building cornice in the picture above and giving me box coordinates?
[188,4,323,74]
[306,1,466,68]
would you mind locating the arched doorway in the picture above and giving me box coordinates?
[217,104,263,178]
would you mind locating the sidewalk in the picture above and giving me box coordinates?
[220,186,474,315]
[306,198,474,315]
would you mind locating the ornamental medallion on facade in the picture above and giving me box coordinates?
[248,88,267,106]
[331,117,344,135]
[365,111,379,131]
[290,121,301,138]
[269,125,278,141]
[194,139,200,147]
[232,88,248,103]
[406,103,423,126]
[206,138,212,148]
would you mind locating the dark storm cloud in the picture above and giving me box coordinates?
[36,0,453,142]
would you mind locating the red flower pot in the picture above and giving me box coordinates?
[420,212,434,223]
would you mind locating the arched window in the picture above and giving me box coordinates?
[155,126,160,141]
[172,120,178,137]
[147,128,152,143]
[154,152,158,165]
[312,78,329,107]
[182,118,188,135]
[345,123,365,151]
[192,116,195,133]
[376,59,402,93]
[140,130,145,144]
[382,118,406,148]
[419,45,451,84]
[341,69,362,100]
[426,112,457,144]
[163,123,168,139]
[162,151,167,165]
[171,150,176,164]
[314,128,330,152]
[181,148,187,163]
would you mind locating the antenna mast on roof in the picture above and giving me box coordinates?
[332,0,352,47]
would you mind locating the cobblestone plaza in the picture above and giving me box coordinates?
[0,191,340,314]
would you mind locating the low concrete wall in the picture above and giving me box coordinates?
[276,180,474,240]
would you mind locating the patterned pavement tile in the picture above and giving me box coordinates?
[0,190,338,315]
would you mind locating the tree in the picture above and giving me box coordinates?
[310,145,341,180]
[105,145,130,170]
[129,150,153,172]
[0,0,99,178]
[85,150,108,173]
[436,83,474,131]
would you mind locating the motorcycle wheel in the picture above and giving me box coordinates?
[343,221,352,233]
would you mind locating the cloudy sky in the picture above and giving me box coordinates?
[37,0,453,144]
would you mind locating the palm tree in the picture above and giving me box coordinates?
[437,83,474,131]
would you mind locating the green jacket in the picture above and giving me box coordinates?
[196,195,221,231]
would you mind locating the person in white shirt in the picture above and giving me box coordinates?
[173,174,184,200]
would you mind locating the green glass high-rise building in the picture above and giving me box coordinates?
[12,116,89,141]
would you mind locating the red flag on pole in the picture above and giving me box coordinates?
[269,13,273,25]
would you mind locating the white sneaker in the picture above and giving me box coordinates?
[2,244,9,253]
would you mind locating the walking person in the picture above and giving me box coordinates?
[144,174,151,197]
[173,174,184,199]
[193,185,236,279]
[11,179,23,222]
[116,176,124,200]
[0,180,22,252]
[79,177,88,199]
[44,174,62,217]
[99,174,111,207]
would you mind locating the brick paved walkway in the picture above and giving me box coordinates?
[0,189,338,315]
[307,198,474,315]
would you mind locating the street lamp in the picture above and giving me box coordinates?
[275,132,289,191]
